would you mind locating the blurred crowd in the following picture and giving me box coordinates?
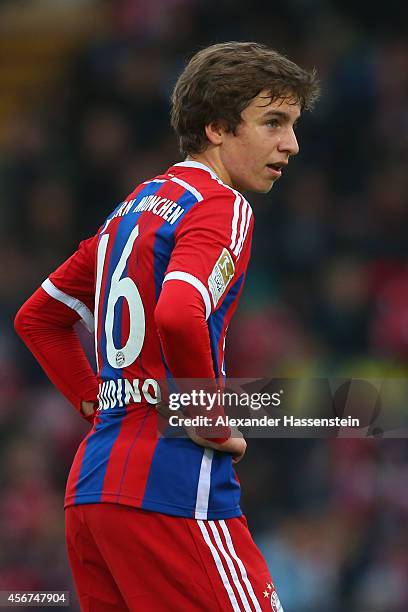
[1,0,408,610]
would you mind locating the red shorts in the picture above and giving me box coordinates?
[65,504,283,612]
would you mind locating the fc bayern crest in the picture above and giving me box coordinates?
[263,582,283,611]
[270,590,283,612]
[116,351,125,367]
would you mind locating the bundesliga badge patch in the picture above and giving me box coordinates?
[208,247,235,307]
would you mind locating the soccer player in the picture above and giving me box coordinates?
[15,42,319,611]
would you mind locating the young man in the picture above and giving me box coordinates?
[15,42,319,611]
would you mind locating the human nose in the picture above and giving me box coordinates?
[278,127,299,156]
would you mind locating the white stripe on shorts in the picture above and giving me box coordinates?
[208,521,253,611]
[197,520,241,611]
[219,520,262,612]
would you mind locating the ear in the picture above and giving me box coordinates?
[204,122,225,146]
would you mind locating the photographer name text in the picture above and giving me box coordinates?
[168,415,360,428]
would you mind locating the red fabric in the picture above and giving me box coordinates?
[165,169,253,380]
[156,279,230,441]
[166,187,253,317]
[15,164,253,516]
[14,287,98,421]
[66,504,279,612]
[155,279,214,379]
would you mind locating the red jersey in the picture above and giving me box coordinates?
[28,161,254,519]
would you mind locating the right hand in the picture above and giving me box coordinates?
[187,426,247,464]
[219,434,247,464]
[155,403,247,463]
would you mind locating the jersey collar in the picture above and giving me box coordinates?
[172,160,221,181]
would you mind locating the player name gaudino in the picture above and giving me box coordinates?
[97,378,160,410]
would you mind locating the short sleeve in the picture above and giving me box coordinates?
[41,235,98,332]
[164,191,253,318]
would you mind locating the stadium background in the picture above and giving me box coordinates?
[1,0,408,610]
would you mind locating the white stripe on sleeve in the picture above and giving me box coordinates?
[197,520,241,611]
[229,193,242,252]
[162,271,212,320]
[41,278,94,333]
[236,206,252,258]
[233,200,248,257]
